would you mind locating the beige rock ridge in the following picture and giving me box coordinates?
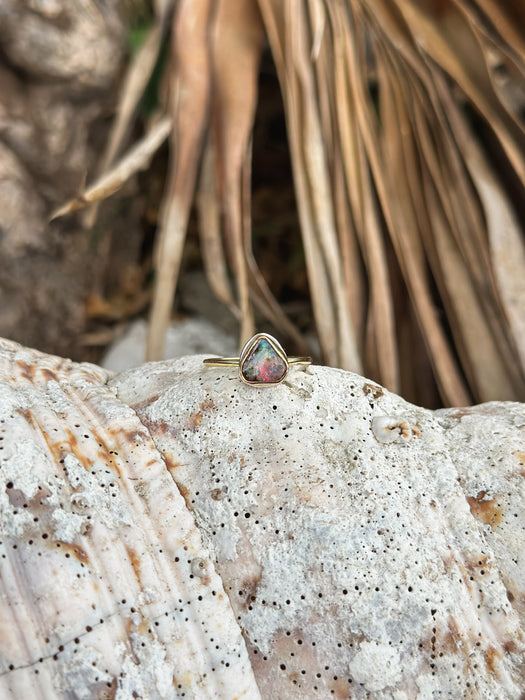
[0,337,523,698]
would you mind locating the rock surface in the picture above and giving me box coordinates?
[0,337,524,698]
[100,318,237,373]
[0,0,126,358]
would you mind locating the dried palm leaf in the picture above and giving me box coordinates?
[196,137,237,313]
[148,0,307,360]
[83,0,175,295]
[255,0,525,404]
[51,0,525,406]
[147,0,213,361]
[49,116,171,220]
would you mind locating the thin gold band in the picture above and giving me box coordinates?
[203,356,311,367]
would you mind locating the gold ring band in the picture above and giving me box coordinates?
[203,333,311,386]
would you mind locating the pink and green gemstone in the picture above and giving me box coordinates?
[240,337,288,385]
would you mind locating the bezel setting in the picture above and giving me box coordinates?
[238,333,289,386]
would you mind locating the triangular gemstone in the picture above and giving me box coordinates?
[240,337,287,384]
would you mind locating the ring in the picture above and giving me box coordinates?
[203,333,311,386]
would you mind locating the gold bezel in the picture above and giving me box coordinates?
[238,333,289,386]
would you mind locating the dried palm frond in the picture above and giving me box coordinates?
[53,0,525,406]
[257,0,525,405]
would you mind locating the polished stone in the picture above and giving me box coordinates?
[240,338,287,384]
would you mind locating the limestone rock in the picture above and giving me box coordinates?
[0,338,523,698]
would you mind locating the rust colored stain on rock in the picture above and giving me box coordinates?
[17,408,105,475]
[15,359,36,382]
[121,429,145,445]
[41,368,58,383]
[140,417,180,443]
[446,618,462,652]
[163,453,181,474]
[17,407,36,429]
[189,412,204,429]
[484,645,501,676]
[362,382,384,400]
[467,491,503,526]
[176,482,192,510]
[462,555,489,578]
[57,541,89,563]
[65,429,92,471]
[131,395,160,413]
[422,616,471,666]
[187,398,215,431]
[331,677,351,699]
[96,442,122,475]
[98,677,117,700]
[125,545,142,582]
[237,573,262,612]
[503,639,519,655]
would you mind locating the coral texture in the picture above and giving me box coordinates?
[0,338,523,698]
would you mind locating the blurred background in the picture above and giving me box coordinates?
[0,0,524,407]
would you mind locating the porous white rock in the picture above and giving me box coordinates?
[0,338,523,699]
[0,340,259,699]
[115,356,525,699]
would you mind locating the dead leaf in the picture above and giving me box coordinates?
[50,116,172,220]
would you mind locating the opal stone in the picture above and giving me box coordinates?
[240,338,287,384]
